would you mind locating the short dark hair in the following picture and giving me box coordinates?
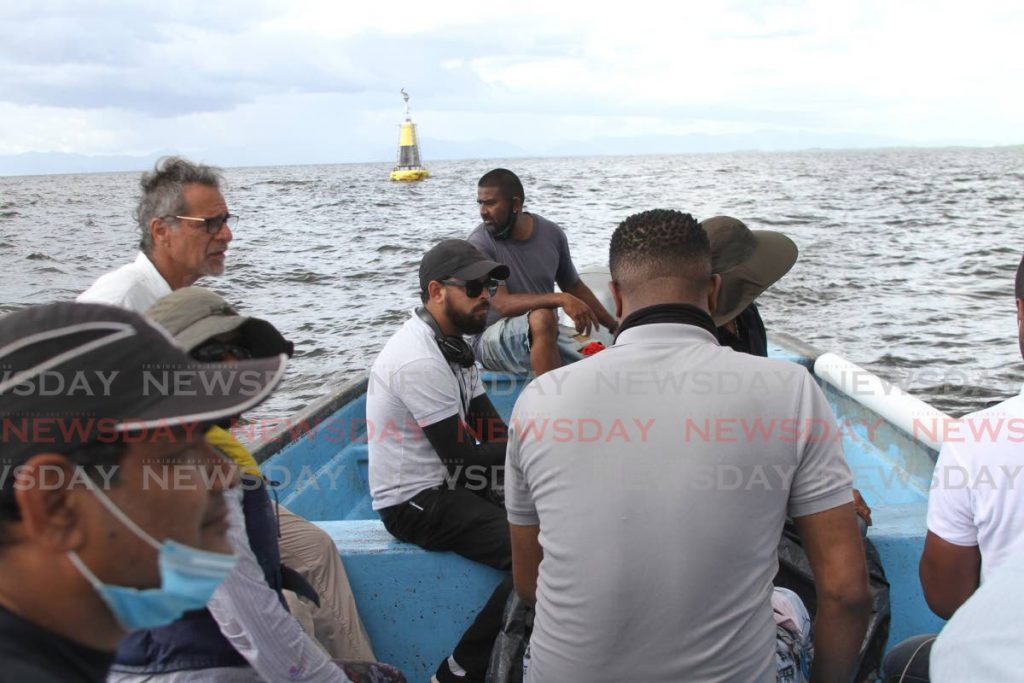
[478,168,525,205]
[609,209,710,293]
[136,156,223,254]
[1016,250,1024,300]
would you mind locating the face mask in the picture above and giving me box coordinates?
[492,205,517,240]
[68,473,237,631]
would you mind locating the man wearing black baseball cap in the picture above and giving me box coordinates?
[0,302,286,682]
[367,239,513,683]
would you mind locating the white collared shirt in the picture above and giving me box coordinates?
[77,251,172,312]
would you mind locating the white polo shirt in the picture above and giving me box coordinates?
[77,251,172,312]
[927,386,1024,582]
[367,312,485,510]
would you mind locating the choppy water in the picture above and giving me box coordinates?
[1,148,1022,420]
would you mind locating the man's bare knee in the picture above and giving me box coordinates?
[527,309,557,340]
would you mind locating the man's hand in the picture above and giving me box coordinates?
[560,292,600,336]
[852,489,872,527]
[794,503,871,683]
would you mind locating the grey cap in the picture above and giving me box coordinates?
[146,287,293,358]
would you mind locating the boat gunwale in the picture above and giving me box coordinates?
[250,371,369,464]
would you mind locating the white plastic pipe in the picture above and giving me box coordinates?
[813,352,951,452]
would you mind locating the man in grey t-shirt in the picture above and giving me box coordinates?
[468,168,617,376]
[505,209,871,682]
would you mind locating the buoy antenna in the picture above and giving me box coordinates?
[401,88,410,119]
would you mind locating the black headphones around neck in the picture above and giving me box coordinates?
[416,307,476,368]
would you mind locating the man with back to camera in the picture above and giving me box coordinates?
[468,168,617,376]
[505,209,871,682]
[0,301,289,682]
[880,250,1024,682]
[367,239,514,683]
[78,156,234,310]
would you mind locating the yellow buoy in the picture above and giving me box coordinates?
[390,89,429,182]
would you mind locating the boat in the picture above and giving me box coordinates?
[249,270,950,681]
[390,89,429,182]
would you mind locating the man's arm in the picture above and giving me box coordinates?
[562,279,617,332]
[793,502,871,683]
[207,488,344,682]
[510,522,543,605]
[466,393,508,445]
[489,284,600,335]
[421,415,506,474]
[919,531,981,619]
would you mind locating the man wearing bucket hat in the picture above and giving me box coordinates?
[108,288,400,683]
[146,288,376,661]
[0,302,286,682]
[701,216,799,357]
[704,217,873,526]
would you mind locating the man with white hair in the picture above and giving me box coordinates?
[78,156,234,310]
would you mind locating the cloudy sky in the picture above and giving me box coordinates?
[1,0,1021,171]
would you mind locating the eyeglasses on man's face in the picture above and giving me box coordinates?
[166,213,239,235]
[441,278,500,298]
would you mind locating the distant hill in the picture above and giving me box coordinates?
[0,132,997,177]
[0,151,166,177]
[539,131,926,157]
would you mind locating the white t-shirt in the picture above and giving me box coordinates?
[367,312,485,510]
[926,387,1024,582]
[77,251,172,312]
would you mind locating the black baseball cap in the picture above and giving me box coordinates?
[0,302,287,465]
[418,239,509,293]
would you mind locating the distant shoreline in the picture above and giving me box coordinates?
[3,143,1023,179]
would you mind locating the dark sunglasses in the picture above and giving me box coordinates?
[192,341,253,362]
[166,213,239,235]
[441,278,500,298]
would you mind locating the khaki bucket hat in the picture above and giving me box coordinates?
[146,287,293,358]
[702,216,798,326]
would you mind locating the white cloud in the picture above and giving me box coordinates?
[0,0,1021,167]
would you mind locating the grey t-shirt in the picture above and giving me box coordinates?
[505,323,854,683]
[468,213,580,328]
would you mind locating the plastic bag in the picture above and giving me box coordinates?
[775,520,891,683]
[485,592,534,683]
